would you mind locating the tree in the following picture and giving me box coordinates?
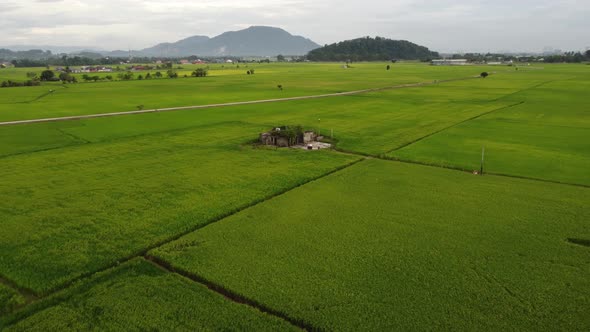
[154,71,162,78]
[166,69,178,78]
[277,84,283,90]
[277,54,285,62]
[40,70,55,81]
[191,68,208,77]
[58,72,75,83]
[145,73,152,79]
[586,50,590,59]
[480,72,489,78]
[386,65,391,70]
[137,74,144,80]
[117,72,134,80]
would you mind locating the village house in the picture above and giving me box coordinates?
[259,126,323,149]
[431,59,469,66]
[74,66,113,73]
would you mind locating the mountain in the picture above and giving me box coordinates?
[3,45,103,54]
[121,26,320,57]
[139,35,210,57]
[197,26,320,56]
[1,26,320,58]
[307,37,439,61]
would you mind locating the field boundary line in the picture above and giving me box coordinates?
[144,256,315,331]
[2,157,366,324]
[490,79,558,102]
[0,276,39,310]
[332,150,590,189]
[0,76,481,127]
[385,101,525,154]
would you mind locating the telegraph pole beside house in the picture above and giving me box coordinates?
[480,146,485,175]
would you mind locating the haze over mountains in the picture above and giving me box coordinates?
[1,26,321,58]
[0,26,446,61]
[120,26,321,57]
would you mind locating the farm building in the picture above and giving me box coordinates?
[431,59,469,66]
[260,126,319,148]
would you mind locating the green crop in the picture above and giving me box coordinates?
[152,159,590,331]
[2,259,297,331]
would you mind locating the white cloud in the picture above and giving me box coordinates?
[0,0,588,52]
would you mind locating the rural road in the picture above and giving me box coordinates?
[0,76,479,127]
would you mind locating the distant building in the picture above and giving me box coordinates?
[260,126,318,148]
[431,59,469,66]
[303,131,318,144]
[487,60,513,65]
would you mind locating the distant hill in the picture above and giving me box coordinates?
[140,35,210,57]
[307,37,439,61]
[115,26,321,57]
[1,26,320,59]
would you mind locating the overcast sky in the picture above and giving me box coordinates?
[1,0,588,53]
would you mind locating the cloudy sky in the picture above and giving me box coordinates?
[1,0,588,53]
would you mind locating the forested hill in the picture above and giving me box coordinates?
[307,37,439,61]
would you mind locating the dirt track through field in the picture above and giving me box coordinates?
[0,76,480,126]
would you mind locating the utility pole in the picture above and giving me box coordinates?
[480,146,485,175]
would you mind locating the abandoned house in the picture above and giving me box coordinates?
[260,126,319,147]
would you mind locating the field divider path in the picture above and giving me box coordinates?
[0,76,481,127]
[1,157,367,327]
[144,256,315,331]
[385,101,526,154]
[330,148,590,189]
[0,276,38,306]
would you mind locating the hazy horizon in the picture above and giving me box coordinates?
[1,0,589,53]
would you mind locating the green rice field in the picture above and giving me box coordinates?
[151,159,590,330]
[0,62,588,330]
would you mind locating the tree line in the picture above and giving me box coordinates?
[307,37,439,62]
[0,68,209,89]
[446,50,590,63]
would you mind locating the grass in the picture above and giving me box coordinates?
[0,62,502,122]
[0,65,547,158]
[0,285,24,316]
[391,76,590,186]
[0,63,588,329]
[1,259,297,331]
[151,159,590,331]
[0,121,358,294]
